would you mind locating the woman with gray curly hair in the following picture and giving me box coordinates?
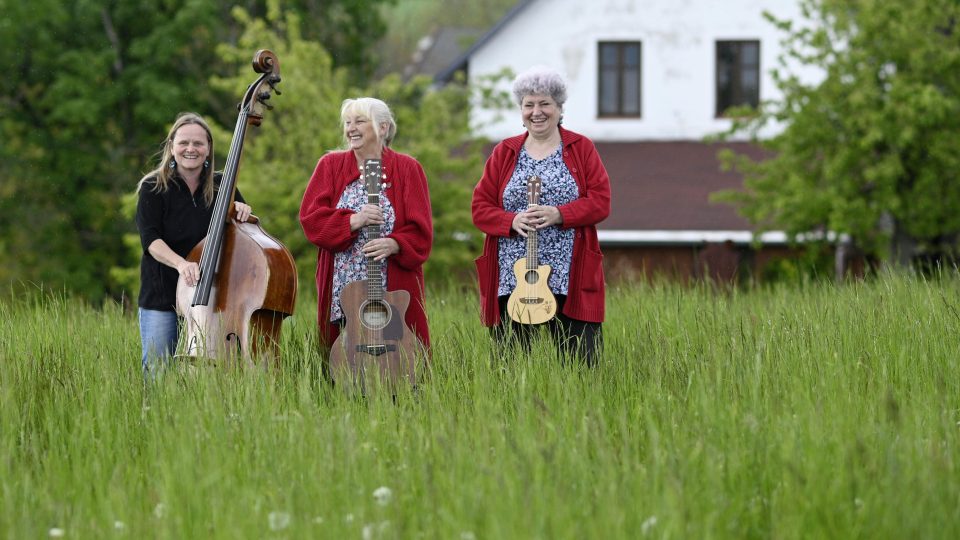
[471,66,611,366]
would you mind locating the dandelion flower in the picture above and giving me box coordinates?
[641,516,658,535]
[373,486,393,506]
[268,511,291,531]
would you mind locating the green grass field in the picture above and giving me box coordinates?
[2,274,959,538]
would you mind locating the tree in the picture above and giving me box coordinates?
[0,0,225,300]
[714,0,960,267]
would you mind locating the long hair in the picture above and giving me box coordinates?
[339,97,397,150]
[137,112,216,207]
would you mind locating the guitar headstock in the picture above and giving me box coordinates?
[363,159,384,200]
[527,175,542,206]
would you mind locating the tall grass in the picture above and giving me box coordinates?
[2,274,959,538]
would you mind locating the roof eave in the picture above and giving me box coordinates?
[434,0,538,84]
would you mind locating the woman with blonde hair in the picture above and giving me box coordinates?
[135,112,252,376]
[299,97,433,351]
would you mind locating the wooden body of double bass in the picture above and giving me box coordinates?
[176,215,296,364]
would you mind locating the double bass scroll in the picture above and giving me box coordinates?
[176,49,297,365]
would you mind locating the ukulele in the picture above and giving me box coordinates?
[506,175,557,324]
[329,159,421,393]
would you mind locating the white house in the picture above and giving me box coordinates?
[438,0,825,281]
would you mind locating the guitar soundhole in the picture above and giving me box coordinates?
[360,300,391,330]
[524,270,540,285]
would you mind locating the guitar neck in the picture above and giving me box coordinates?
[366,210,383,300]
[363,159,384,300]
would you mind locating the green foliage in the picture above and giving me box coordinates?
[4,276,960,537]
[266,0,397,83]
[714,0,960,264]
[377,0,519,74]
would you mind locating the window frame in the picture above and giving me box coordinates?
[715,39,761,117]
[597,41,643,119]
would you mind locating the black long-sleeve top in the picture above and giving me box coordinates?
[135,173,244,311]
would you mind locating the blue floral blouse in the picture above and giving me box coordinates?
[497,144,578,297]
[331,179,396,321]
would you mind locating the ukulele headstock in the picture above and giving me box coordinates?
[527,175,542,206]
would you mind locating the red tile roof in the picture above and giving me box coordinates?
[595,140,767,231]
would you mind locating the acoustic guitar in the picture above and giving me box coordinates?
[329,159,421,393]
[506,175,557,324]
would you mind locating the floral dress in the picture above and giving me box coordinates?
[330,179,396,322]
[497,144,578,297]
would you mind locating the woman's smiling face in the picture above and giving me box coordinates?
[172,123,210,173]
[344,114,382,155]
[521,93,561,138]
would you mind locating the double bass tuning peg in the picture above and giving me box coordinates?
[257,92,274,110]
[267,75,282,95]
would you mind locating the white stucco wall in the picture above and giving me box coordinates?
[467,0,821,141]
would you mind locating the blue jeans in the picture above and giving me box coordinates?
[139,308,179,377]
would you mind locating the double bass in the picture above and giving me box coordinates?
[176,49,297,365]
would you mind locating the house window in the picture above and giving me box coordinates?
[716,40,760,116]
[598,41,641,117]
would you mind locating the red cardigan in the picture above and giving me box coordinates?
[299,148,433,347]
[471,127,611,326]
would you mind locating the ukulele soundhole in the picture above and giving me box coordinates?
[524,270,540,284]
[360,300,391,330]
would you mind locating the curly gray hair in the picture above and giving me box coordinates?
[511,66,568,108]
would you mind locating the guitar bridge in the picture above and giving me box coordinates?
[356,344,397,356]
[520,298,545,305]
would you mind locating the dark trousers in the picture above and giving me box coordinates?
[491,295,603,366]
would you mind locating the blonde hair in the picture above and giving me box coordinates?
[340,97,397,149]
[137,112,217,207]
